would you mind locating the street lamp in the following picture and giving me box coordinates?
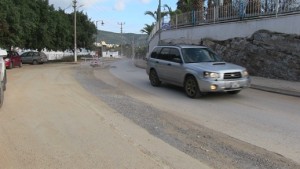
[96,20,104,57]
[73,0,83,63]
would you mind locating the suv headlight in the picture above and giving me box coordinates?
[204,72,220,78]
[242,70,249,77]
[4,58,10,62]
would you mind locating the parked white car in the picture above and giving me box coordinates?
[0,49,7,107]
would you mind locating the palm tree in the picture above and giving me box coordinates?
[217,0,233,18]
[193,0,203,11]
[163,4,182,27]
[163,4,182,16]
[140,23,155,35]
[176,0,204,24]
[177,0,203,12]
[177,0,192,12]
[144,11,158,21]
[246,0,261,15]
[223,0,232,5]
[143,4,170,39]
[144,6,168,23]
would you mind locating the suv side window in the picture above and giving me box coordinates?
[150,47,162,59]
[158,47,171,61]
[169,48,182,63]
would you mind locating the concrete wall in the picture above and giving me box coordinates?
[149,13,300,51]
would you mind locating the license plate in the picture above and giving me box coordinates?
[231,82,240,88]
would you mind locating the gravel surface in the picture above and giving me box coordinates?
[75,64,300,169]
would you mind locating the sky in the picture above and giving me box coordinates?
[48,0,177,34]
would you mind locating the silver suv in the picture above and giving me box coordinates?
[146,45,251,98]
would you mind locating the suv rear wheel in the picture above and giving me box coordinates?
[149,69,161,87]
[184,76,201,98]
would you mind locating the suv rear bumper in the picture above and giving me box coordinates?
[198,77,251,92]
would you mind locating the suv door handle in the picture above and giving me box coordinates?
[167,63,172,66]
[155,61,159,64]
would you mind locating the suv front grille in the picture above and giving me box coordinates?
[224,72,242,79]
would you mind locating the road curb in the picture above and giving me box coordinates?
[250,84,300,97]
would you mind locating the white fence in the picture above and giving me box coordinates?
[148,0,300,42]
[45,51,73,60]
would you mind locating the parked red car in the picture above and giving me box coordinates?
[4,51,22,69]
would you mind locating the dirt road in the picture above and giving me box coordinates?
[0,63,209,169]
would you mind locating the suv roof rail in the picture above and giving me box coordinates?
[156,44,206,48]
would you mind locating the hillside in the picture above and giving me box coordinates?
[97,30,148,46]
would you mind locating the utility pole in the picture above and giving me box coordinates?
[118,22,125,57]
[158,0,161,45]
[73,0,77,62]
[132,36,135,61]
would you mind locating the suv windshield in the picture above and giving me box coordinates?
[182,48,223,63]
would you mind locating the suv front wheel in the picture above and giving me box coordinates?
[149,69,161,87]
[184,76,201,98]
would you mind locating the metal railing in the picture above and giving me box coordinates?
[148,0,300,41]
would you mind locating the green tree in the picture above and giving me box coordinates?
[0,0,96,51]
[52,10,73,50]
[75,11,97,50]
[0,0,21,49]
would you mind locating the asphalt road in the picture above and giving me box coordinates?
[109,59,300,165]
[1,60,299,169]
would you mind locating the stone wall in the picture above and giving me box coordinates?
[162,30,300,81]
[204,30,300,81]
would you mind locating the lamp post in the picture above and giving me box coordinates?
[73,0,83,62]
[73,0,77,62]
[158,0,161,45]
[96,20,104,57]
